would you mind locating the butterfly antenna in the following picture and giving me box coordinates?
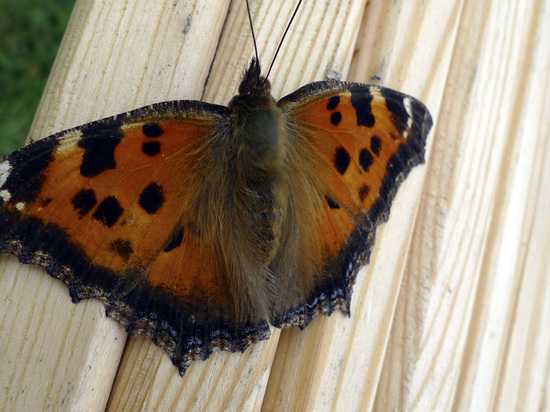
[264,0,302,83]
[246,0,260,65]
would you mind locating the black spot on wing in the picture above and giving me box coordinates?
[93,196,123,227]
[359,149,374,173]
[325,195,340,209]
[78,124,123,177]
[350,86,375,127]
[139,183,164,214]
[143,123,164,137]
[370,136,381,156]
[358,185,370,202]
[164,226,184,252]
[327,96,340,110]
[2,136,59,204]
[109,239,134,261]
[334,147,350,175]
[72,189,97,217]
[142,141,161,156]
[40,198,53,207]
[330,112,342,125]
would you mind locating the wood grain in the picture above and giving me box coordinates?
[375,0,550,411]
[1,0,548,411]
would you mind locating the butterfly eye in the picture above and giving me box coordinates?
[240,83,252,95]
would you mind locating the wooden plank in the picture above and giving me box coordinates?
[374,0,550,410]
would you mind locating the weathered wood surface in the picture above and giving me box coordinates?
[1,0,548,411]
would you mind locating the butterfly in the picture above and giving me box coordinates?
[0,20,432,377]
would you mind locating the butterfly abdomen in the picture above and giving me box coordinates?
[196,82,288,321]
[227,73,287,244]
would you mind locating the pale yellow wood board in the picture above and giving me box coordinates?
[374,0,550,411]
[2,0,548,411]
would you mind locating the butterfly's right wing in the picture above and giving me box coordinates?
[0,100,270,376]
[273,81,432,327]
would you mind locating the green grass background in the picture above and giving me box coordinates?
[0,0,75,156]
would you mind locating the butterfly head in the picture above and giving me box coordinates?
[238,58,271,96]
[229,57,276,114]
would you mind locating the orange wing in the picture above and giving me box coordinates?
[274,82,432,327]
[0,101,269,375]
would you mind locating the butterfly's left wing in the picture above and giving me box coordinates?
[0,101,271,375]
[274,81,432,327]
